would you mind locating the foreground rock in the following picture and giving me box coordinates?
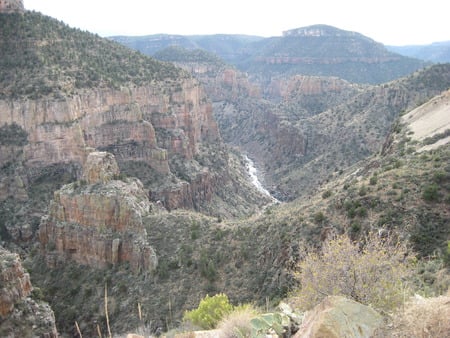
[39,151,158,273]
[294,296,383,338]
[0,246,58,337]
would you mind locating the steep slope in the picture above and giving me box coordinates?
[154,46,260,101]
[0,10,269,247]
[214,64,450,201]
[0,246,58,337]
[402,89,450,151]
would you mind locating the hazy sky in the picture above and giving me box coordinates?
[24,0,449,45]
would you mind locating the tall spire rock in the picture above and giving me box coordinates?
[0,0,24,13]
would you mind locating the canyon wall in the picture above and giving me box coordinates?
[0,79,220,209]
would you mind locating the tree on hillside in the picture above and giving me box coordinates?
[295,232,414,312]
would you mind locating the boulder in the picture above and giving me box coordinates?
[294,296,383,338]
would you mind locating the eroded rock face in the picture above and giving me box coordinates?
[0,246,58,337]
[294,296,383,338]
[0,247,31,317]
[0,0,23,13]
[0,79,220,206]
[82,151,120,184]
[39,152,158,273]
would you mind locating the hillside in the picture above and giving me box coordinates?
[0,12,186,100]
[213,64,450,201]
[110,33,264,64]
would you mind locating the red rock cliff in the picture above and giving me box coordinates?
[39,152,158,273]
[0,246,58,337]
[0,78,221,213]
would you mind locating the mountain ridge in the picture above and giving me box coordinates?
[111,24,429,85]
[387,40,450,62]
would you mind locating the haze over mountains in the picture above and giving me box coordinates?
[111,24,431,85]
[387,41,450,63]
[1,2,449,337]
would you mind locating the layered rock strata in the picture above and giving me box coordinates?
[39,152,158,272]
[0,78,220,209]
[0,246,58,337]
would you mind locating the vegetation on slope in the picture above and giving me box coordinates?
[0,11,186,99]
[154,46,225,66]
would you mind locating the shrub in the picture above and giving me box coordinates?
[322,190,332,199]
[183,294,233,330]
[422,183,439,202]
[358,185,367,196]
[313,212,326,224]
[218,304,259,338]
[295,233,413,313]
[385,294,450,338]
[444,241,450,268]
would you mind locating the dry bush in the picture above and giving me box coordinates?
[217,305,259,338]
[388,293,450,337]
[295,232,414,313]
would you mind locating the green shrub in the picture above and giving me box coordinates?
[322,190,332,199]
[313,212,326,224]
[444,241,450,268]
[358,185,367,196]
[183,294,233,330]
[422,183,439,202]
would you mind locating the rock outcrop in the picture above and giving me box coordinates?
[0,79,229,223]
[294,296,383,338]
[0,0,23,13]
[0,246,58,337]
[39,151,158,272]
[0,81,218,170]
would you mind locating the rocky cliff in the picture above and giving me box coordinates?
[0,246,58,337]
[154,46,260,102]
[39,152,158,272]
[0,80,218,170]
[0,78,226,212]
[0,0,23,13]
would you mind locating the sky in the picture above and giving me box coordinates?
[24,0,449,46]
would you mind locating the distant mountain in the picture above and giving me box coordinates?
[110,34,263,64]
[239,25,429,84]
[387,41,450,63]
[111,25,429,85]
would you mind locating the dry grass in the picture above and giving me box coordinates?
[217,305,259,338]
[387,292,450,337]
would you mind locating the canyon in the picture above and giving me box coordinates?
[0,5,449,337]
